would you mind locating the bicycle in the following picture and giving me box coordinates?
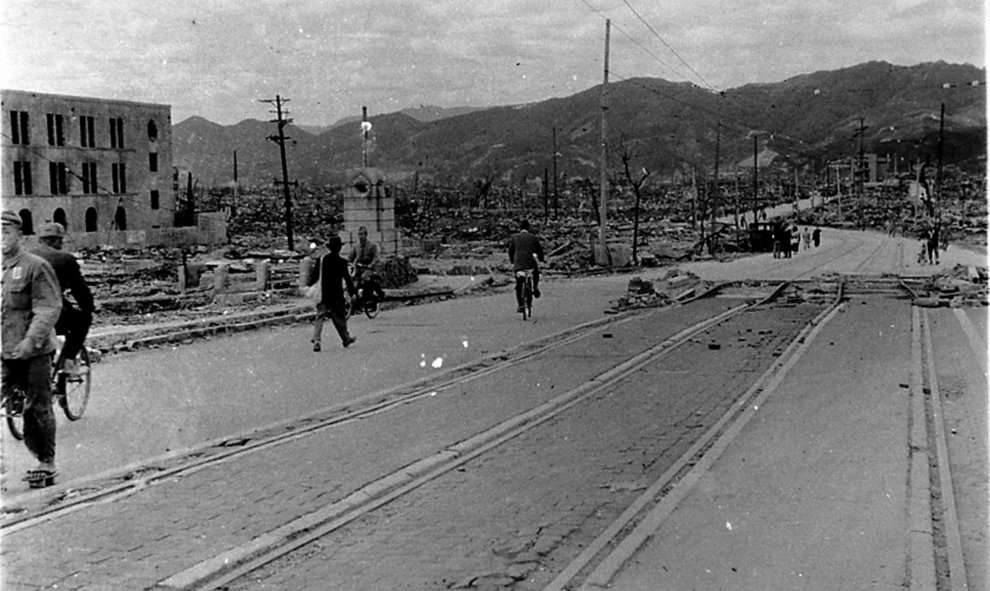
[3,336,92,440]
[347,263,381,319]
[515,269,534,320]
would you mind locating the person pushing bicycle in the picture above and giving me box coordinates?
[1,211,62,487]
[507,219,545,313]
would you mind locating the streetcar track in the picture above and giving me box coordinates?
[917,308,969,591]
[0,303,658,530]
[162,288,790,591]
[0,283,747,531]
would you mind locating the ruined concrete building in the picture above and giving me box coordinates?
[1,89,224,249]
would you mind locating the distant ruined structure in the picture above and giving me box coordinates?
[342,167,399,257]
[1,89,225,249]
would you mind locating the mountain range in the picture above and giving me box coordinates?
[172,61,986,189]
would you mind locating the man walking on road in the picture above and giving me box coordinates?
[508,219,545,313]
[1,211,62,487]
[31,222,95,375]
[308,235,357,352]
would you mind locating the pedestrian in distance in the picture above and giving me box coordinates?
[308,235,357,352]
[31,222,95,376]
[812,226,821,248]
[1,211,62,488]
[507,219,545,313]
[801,227,811,251]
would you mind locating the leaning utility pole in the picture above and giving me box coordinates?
[261,95,297,251]
[597,19,611,265]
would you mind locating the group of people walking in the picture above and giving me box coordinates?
[772,220,821,258]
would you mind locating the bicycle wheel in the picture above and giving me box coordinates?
[4,389,25,440]
[521,277,532,320]
[525,277,534,319]
[364,295,380,319]
[343,292,354,320]
[58,348,91,420]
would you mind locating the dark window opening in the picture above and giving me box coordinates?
[109,117,124,149]
[114,206,127,231]
[150,190,160,210]
[147,120,158,141]
[149,152,158,172]
[18,209,34,235]
[49,162,68,195]
[13,161,32,195]
[79,116,96,147]
[82,162,98,194]
[85,208,98,232]
[111,163,127,193]
[46,113,65,146]
[53,208,68,230]
[10,111,30,145]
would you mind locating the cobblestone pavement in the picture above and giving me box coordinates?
[211,304,825,590]
[2,298,768,589]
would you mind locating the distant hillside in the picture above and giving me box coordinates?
[173,61,986,188]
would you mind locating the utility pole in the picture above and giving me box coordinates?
[361,106,370,168]
[710,93,724,253]
[552,126,559,217]
[598,19,611,265]
[543,167,549,224]
[752,135,758,225]
[936,102,945,216]
[232,150,238,215]
[261,94,297,251]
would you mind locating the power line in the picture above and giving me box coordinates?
[575,0,697,86]
[619,0,716,91]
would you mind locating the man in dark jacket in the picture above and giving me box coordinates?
[507,219,545,312]
[2,211,62,487]
[31,222,94,375]
[308,235,357,352]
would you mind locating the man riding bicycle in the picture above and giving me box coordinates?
[32,222,94,377]
[507,219,545,313]
[348,226,386,308]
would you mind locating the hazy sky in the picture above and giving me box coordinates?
[1,0,984,126]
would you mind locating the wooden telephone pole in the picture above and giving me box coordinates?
[597,19,611,265]
[261,95,298,251]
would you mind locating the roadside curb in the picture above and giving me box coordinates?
[87,280,499,355]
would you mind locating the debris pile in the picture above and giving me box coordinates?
[913,264,988,308]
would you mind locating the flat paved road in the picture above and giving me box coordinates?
[0,227,985,590]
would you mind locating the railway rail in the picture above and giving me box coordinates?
[1,233,978,590]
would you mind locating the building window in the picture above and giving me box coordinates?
[147,120,158,141]
[9,111,29,145]
[114,206,127,231]
[53,208,68,230]
[85,208,98,232]
[111,162,127,194]
[79,116,96,147]
[149,152,158,172]
[18,210,34,235]
[13,161,32,195]
[150,190,160,210]
[49,162,68,195]
[82,162,98,194]
[46,113,65,146]
[109,117,124,149]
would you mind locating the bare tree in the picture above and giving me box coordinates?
[617,138,652,265]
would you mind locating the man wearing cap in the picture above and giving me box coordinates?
[32,222,95,375]
[1,211,62,486]
[306,234,357,351]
